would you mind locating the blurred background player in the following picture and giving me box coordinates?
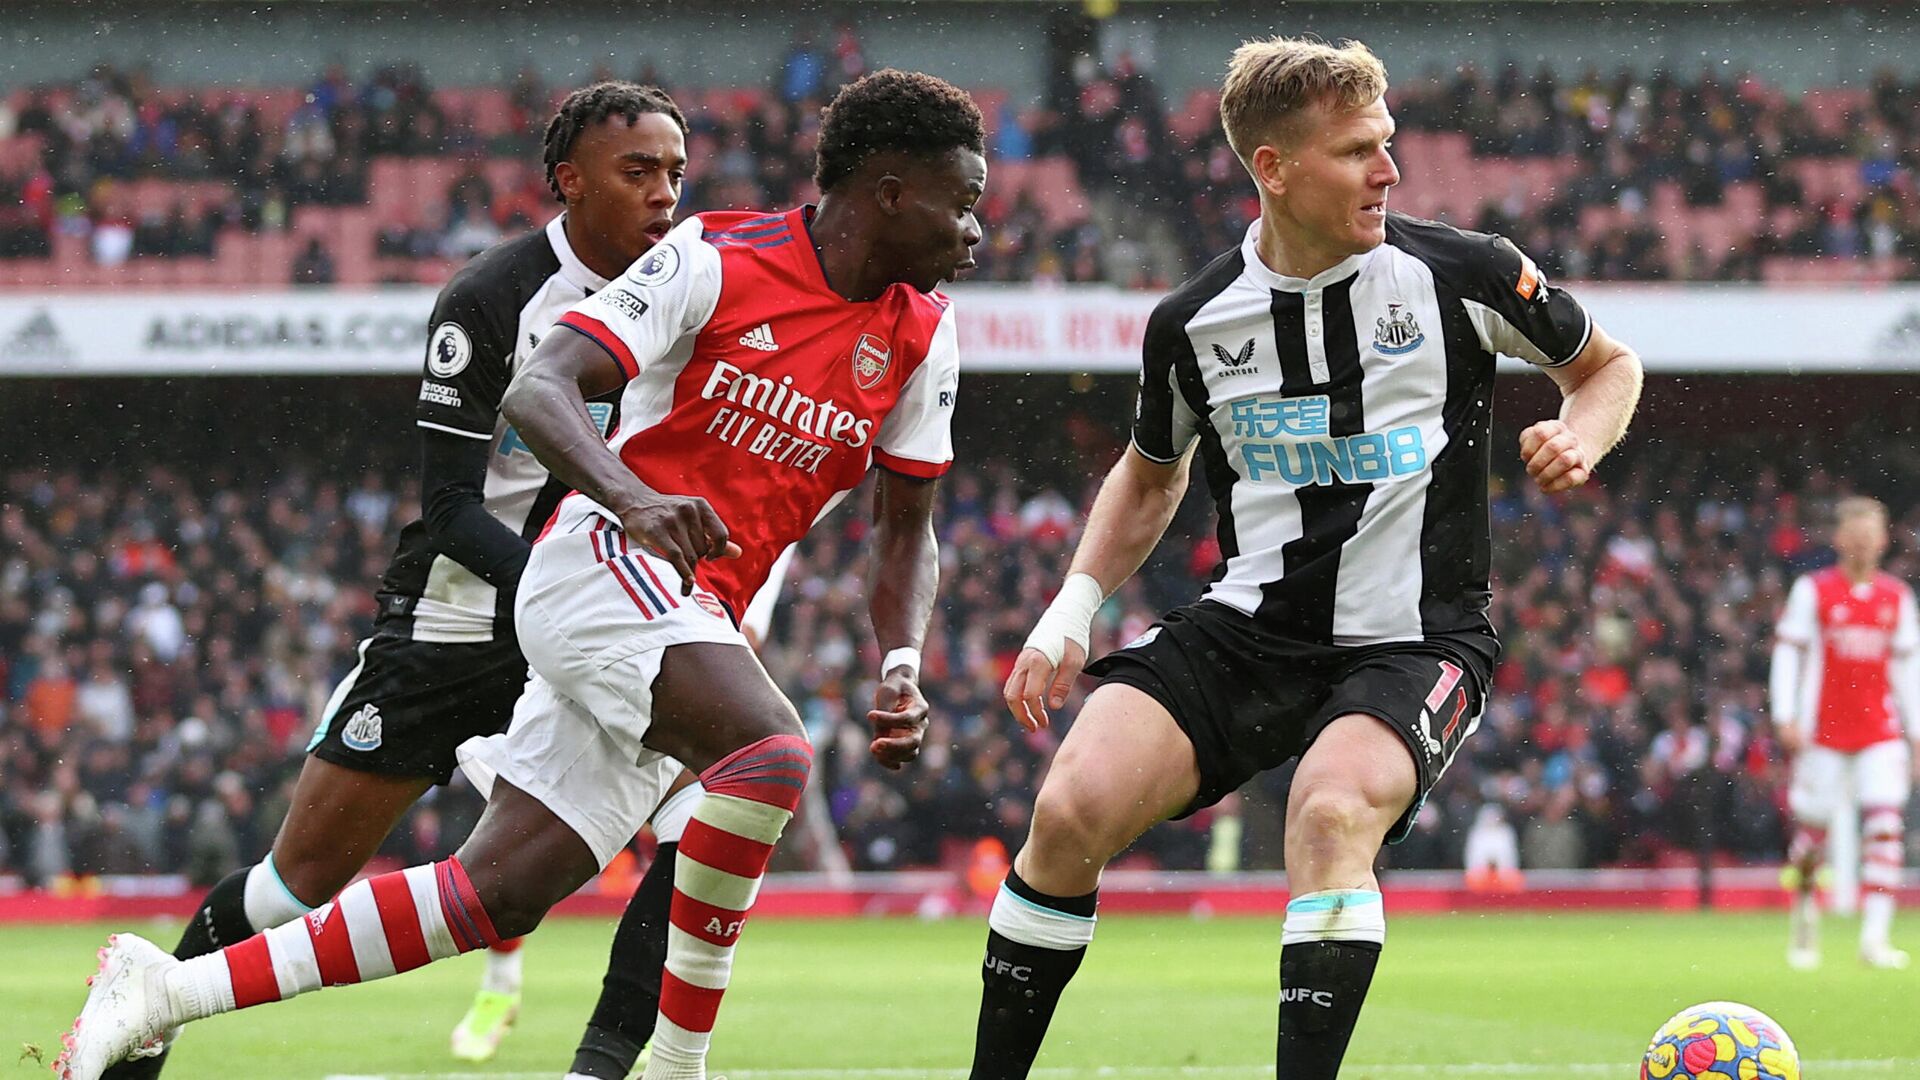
[55,68,981,1080]
[974,37,1641,1080]
[97,82,696,1079]
[1773,495,1920,970]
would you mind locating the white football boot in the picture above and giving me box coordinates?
[53,934,178,1080]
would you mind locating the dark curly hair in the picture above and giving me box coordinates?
[543,82,688,202]
[813,69,985,192]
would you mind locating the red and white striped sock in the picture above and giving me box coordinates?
[1861,807,1904,950]
[643,733,811,1080]
[163,857,501,1021]
[1788,823,1828,886]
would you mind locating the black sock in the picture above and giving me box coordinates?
[1276,939,1382,1079]
[568,841,677,1080]
[969,869,1098,1080]
[174,865,254,959]
[98,867,255,1079]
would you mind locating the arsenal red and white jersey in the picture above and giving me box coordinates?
[1777,566,1920,751]
[545,206,959,617]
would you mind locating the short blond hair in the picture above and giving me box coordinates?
[1219,36,1388,162]
[1836,495,1888,526]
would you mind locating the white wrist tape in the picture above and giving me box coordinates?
[1024,573,1105,666]
[881,647,922,682]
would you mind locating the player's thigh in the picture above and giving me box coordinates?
[457,775,604,937]
[1027,682,1201,860]
[1853,740,1912,810]
[1789,746,1848,824]
[1289,646,1484,848]
[516,528,787,774]
[458,670,686,872]
[647,640,803,773]
[270,755,433,905]
[1287,712,1420,844]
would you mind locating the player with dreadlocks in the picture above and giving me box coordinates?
[92,81,697,1078]
[59,67,984,1080]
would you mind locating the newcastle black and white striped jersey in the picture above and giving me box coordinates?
[1134,212,1592,647]
[378,216,618,643]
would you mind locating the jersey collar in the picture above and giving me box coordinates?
[1238,220,1372,293]
[547,214,612,293]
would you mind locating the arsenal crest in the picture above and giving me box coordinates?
[852,333,891,389]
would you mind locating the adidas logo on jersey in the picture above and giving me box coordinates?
[739,323,779,351]
[341,704,384,751]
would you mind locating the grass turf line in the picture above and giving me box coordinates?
[4,912,1913,1079]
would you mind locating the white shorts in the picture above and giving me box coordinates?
[457,517,746,867]
[1789,740,1913,824]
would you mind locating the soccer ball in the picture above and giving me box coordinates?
[1641,1001,1800,1080]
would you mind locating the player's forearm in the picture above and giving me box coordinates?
[419,429,530,591]
[1066,448,1191,595]
[1893,651,1920,734]
[427,498,530,590]
[501,341,653,517]
[869,472,939,658]
[1557,343,1643,466]
[1770,640,1805,728]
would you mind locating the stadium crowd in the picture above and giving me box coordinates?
[9,50,1920,283]
[6,411,1917,885]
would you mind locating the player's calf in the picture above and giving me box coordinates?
[642,734,812,1080]
[1277,714,1415,1080]
[59,858,508,1077]
[570,780,704,1080]
[1859,806,1907,966]
[969,869,1098,1080]
[1786,822,1828,889]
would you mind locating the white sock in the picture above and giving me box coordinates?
[1282,889,1387,946]
[242,854,314,931]
[1863,891,1897,951]
[1790,891,1820,951]
[651,780,705,845]
[481,942,524,994]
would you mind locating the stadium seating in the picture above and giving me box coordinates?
[6,60,1920,289]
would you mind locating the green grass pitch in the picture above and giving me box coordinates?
[4,912,1916,1078]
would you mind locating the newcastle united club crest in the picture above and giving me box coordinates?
[1373,302,1426,356]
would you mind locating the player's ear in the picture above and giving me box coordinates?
[874,172,906,215]
[554,160,583,204]
[1250,144,1288,200]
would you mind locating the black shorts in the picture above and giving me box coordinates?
[306,633,529,785]
[1084,600,1496,843]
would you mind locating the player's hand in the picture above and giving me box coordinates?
[868,670,929,771]
[1518,419,1592,494]
[617,491,743,595]
[1776,724,1805,759]
[1003,640,1087,733]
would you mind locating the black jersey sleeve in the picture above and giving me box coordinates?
[418,428,531,593]
[415,274,518,439]
[1131,297,1201,463]
[1455,232,1592,368]
[1390,216,1593,368]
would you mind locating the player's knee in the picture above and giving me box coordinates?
[1027,779,1123,864]
[1288,781,1389,858]
[744,695,806,746]
[477,878,554,941]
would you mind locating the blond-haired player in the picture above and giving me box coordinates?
[967,37,1641,1078]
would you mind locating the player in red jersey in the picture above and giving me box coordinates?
[99,82,698,1080]
[1774,496,1920,970]
[55,69,985,1080]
